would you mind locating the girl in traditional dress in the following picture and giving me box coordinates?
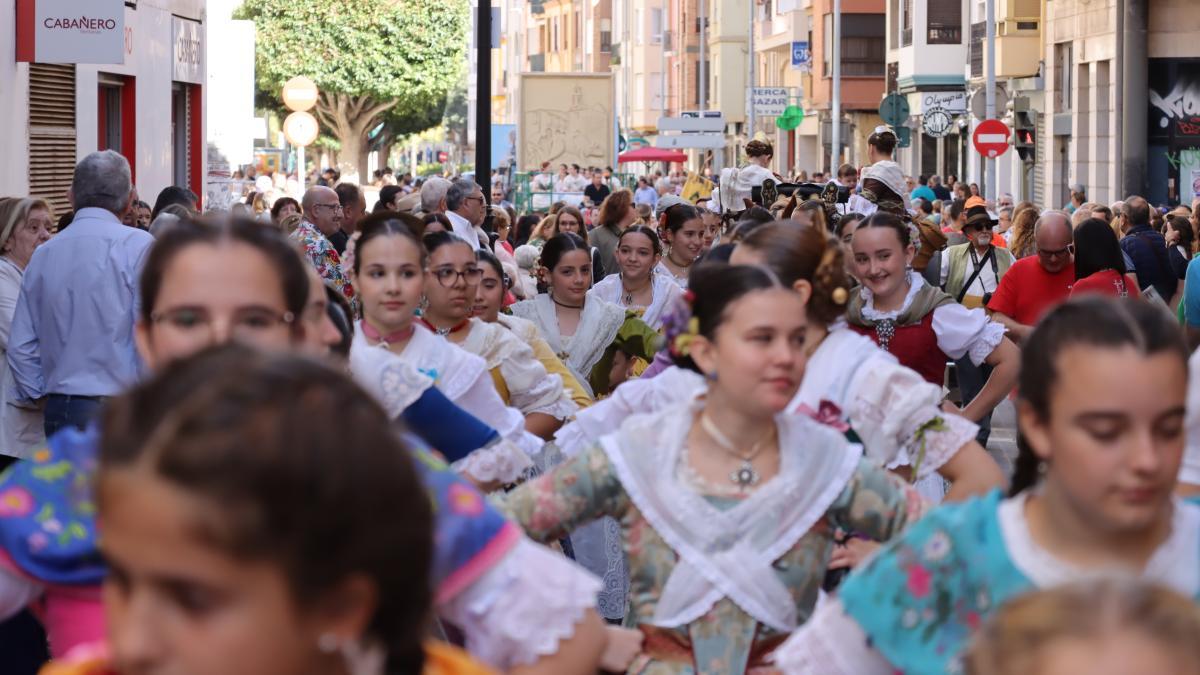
[0,218,607,673]
[471,250,593,410]
[558,223,1005,506]
[417,231,577,440]
[655,204,706,289]
[510,233,660,399]
[500,263,926,674]
[774,297,1199,675]
[844,212,1018,494]
[591,225,685,330]
[348,218,542,478]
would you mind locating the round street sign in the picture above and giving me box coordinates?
[775,105,805,131]
[282,76,319,112]
[878,93,910,126]
[283,111,319,147]
[922,107,953,139]
[972,118,1011,158]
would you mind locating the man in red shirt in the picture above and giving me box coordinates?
[986,211,1074,342]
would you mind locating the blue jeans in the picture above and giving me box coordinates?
[43,394,106,439]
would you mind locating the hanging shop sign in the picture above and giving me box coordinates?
[172,17,204,84]
[922,107,954,138]
[16,0,125,64]
[920,91,967,114]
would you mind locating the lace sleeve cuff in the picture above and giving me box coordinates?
[771,596,895,675]
[931,304,1005,364]
[451,437,534,485]
[966,320,1006,366]
[898,412,980,479]
[436,538,602,669]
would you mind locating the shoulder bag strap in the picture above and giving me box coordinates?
[956,246,996,304]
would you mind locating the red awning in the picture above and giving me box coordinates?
[617,147,688,163]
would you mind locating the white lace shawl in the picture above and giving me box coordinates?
[790,328,978,477]
[459,318,577,420]
[590,271,685,330]
[510,293,626,395]
[601,397,862,632]
[349,324,537,483]
[652,261,689,291]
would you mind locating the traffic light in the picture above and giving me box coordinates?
[1011,96,1036,162]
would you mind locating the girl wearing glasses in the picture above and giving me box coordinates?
[348,219,543,482]
[511,233,661,399]
[418,232,577,441]
[775,297,1199,675]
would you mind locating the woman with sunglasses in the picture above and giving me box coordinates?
[347,218,542,480]
[418,231,577,441]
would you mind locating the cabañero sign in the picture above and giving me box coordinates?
[16,0,125,64]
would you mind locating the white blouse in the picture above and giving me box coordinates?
[510,293,628,397]
[653,260,690,290]
[349,324,540,483]
[458,318,577,420]
[857,271,1006,366]
[1178,347,1200,487]
[590,271,684,330]
[771,495,1200,674]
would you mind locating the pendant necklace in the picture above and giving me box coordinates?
[621,276,651,306]
[698,413,774,489]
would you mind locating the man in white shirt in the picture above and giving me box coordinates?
[445,178,486,249]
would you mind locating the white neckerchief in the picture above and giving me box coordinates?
[347,327,435,419]
[601,396,862,632]
[510,293,625,393]
[654,260,689,290]
[591,272,682,330]
[1000,492,1200,597]
[351,322,485,401]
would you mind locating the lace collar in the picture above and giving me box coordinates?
[999,492,1200,596]
[857,270,926,322]
[600,396,862,631]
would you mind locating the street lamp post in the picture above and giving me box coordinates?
[831,0,841,172]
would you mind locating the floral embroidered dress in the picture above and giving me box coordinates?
[510,293,661,398]
[290,219,357,314]
[772,490,1200,675]
[591,272,686,330]
[497,397,925,674]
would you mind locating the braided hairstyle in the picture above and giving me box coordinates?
[738,223,852,326]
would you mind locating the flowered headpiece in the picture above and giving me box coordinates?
[660,290,701,358]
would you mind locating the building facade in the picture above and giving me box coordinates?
[0,0,208,215]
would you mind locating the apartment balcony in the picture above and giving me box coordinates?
[968,0,1041,82]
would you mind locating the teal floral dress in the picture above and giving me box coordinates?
[497,399,925,674]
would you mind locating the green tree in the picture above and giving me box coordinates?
[237,0,468,182]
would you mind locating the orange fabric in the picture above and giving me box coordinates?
[424,642,497,675]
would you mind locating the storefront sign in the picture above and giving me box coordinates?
[16,0,125,64]
[748,87,798,117]
[791,42,811,71]
[172,17,203,84]
[920,91,967,114]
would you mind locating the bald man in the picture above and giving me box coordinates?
[986,211,1075,342]
[293,186,356,311]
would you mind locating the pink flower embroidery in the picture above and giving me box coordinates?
[26,532,47,552]
[794,400,850,432]
[906,563,932,599]
[446,483,484,517]
[0,487,34,518]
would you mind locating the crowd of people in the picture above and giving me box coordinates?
[0,137,1199,675]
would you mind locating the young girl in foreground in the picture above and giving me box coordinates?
[774,296,1199,674]
[501,263,925,673]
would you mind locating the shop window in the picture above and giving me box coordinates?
[927,0,962,44]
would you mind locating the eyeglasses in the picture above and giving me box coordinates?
[151,306,295,341]
[314,203,343,212]
[429,266,484,287]
[1038,243,1075,259]
[465,196,486,205]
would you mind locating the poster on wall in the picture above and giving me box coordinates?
[518,73,615,172]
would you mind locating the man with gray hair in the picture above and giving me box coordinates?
[8,150,153,436]
[985,210,1075,343]
[420,176,453,215]
[444,178,486,249]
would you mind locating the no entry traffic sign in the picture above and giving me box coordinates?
[973,119,1011,158]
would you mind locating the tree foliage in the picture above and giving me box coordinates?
[237,0,468,180]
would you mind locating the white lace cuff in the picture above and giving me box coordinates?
[437,538,602,669]
[896,412,980,479]
[771,596,894,675]
[451,437,534,485]
[966,320,1006,366]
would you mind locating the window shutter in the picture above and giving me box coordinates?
[28,64,77,220]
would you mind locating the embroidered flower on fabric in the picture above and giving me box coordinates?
[32,448,51,463]
[901,608,920,629]
[906,563,932,599]
[922,531,952,562]
[446,483,484,517]
[26,531,48,553]
[0,487,33,518]
[42,518,63,534]
[793,400,850,432]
